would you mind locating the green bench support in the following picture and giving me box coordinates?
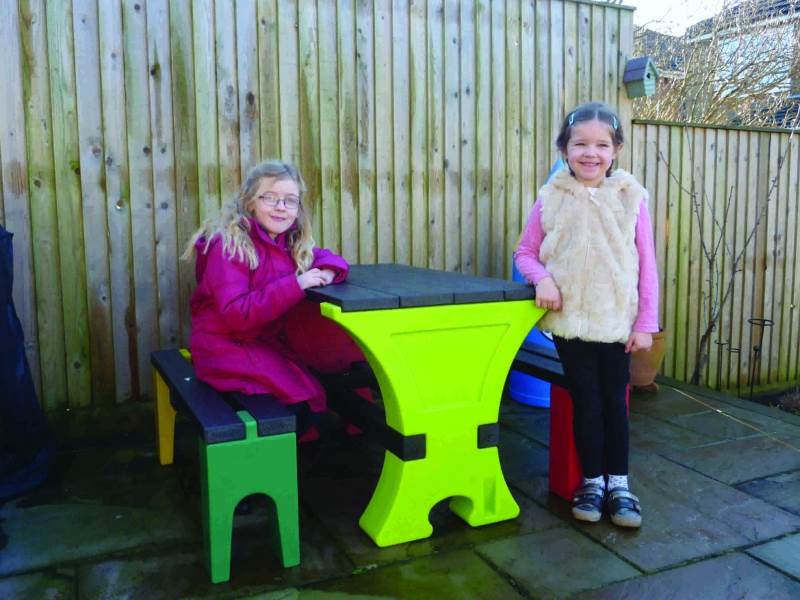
[151,349,300,583]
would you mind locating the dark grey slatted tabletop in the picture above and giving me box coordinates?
[306,263,534,311]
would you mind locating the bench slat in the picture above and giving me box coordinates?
[228,392,296,436]
[151,349,245,444]
[512,348,568,388]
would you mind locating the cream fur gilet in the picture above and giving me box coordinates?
[538,168,645,343]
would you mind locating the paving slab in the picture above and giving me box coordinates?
[475,526,640,598]
[0,500,195,576]
[665,435,800,485]
[497,428,555,508]
[300,470,561,568]
[628,412,714,454]
[572,553,800,599]
[78,516,353,600]
[630,387,714,420]
[746,533,800,579]
[499,400,550,446]
[737,470,800,516]
[0,570,75,600]
[582,453,800,572]
[302,549,523,598]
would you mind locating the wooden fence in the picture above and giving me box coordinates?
[631,121,800,392]
[0,0,635,409]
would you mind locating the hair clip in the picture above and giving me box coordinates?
[568,112,575,126]
[612,116,618,130]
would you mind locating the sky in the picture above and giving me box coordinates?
[626,0,727,35]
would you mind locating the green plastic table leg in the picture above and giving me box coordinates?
[200,411,299,583]
[320,299,544,546]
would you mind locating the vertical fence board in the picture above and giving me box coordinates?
[375,0,395,262]
[319,0,342,252]
[700,127,715,384]
[775,135,793,382]
[216,0,240,202]
[258,0,281,159]
[549,0,564,180]
[655,126,670,330]
[2,0,41,393]
[663,126,682,377]
[299,0,322,241]
[474,0,489,275]
[764,133,784,383]
[98,0,133,404]
[338,0,359,263]
[356,0,377,263]
[616,9,633,170]
[504,0,520,278]
[122,0,157,400]
[603,5,617,106]
[444,0,460,271]
[48,0,92,406]
[534,1,550,188]
[391,0,410,264]
[576,3,591,104]
[147,0,179,352]
[562,2,577,117]
[278,0,300,163]
[74,0,114,404]
[237,0,260,177]
[590,4,603,100]
[426,0,444,269]
[519,0,535,245]
[459,0,475,272]
[356,0,376,263]
[169,0,199,348]
[786,137,800,380]
[489,0,505,278]
[194,0,219,220]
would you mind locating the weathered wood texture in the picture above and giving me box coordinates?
[0,0,633,407]
[631,121,800,391]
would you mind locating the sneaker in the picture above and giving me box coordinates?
[607,487,642,528]
[572,482,605,523]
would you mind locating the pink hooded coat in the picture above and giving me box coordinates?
[188,218,362,413]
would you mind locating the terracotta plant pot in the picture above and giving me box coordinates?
[630,330,667,389]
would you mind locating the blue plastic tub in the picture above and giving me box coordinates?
[509,264,554,408]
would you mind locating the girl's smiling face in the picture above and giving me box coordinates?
[250,177,301,239]
[563,119,619,187]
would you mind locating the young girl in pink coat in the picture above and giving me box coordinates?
[515,103,659,528]
[183,160,363,439]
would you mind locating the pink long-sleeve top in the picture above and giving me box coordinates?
[515,198,659,333]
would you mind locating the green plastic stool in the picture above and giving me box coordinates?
[199,411,300,583]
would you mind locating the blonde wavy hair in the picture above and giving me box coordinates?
[181,160,315,273]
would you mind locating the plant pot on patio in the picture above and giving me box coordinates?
[630,330,666,393]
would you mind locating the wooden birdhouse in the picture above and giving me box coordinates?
[623,57,658,98]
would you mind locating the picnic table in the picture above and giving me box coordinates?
[308,263,545,546]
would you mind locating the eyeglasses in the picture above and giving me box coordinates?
[256,193,300,210]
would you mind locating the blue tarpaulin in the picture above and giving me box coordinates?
[0,225,52,500]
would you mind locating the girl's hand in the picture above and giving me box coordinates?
[535,277,562,310]
[625,331,653,353]
[297,268,329,290]
[318,268,336,285]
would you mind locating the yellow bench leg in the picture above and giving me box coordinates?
[153,369,177,465]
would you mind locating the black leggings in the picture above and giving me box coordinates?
[553,336,630,479]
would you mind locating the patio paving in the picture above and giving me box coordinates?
[1,379,800,598]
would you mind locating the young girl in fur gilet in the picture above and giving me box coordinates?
[515,102,659,528]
